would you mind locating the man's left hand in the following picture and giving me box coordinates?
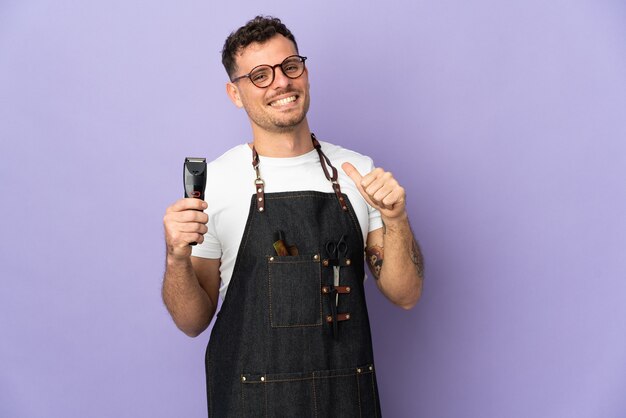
[342,162,407,221]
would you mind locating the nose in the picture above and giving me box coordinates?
[271,65,291,89]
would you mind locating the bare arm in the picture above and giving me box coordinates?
[342,163,423,309]
[366,220,423,309]
[162,198,221,337]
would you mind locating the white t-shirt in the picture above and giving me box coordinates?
[191,140,383,300]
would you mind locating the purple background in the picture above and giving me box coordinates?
[1,0,625,417]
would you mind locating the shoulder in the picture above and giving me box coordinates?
[206,143,250,173]
[318,140,375,173]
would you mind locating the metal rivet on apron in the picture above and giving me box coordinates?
[346,259,351,265]
[260,376,265,382]
[258,197,263,202]
[326,315,332,322]
[323,260,329,266]
[345,314,350,319]
[369,366,373,371]
[357,368,362,373]
[269,256,274,262]
[313,254,319,260]
[257,188,263,193]
[346,287,351,292]
[258,207,264,212]
[241,376,246,382]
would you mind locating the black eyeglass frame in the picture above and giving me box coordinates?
[230,55,308,88]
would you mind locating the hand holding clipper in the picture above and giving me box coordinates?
[184,157,207,245]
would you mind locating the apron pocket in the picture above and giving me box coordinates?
[268,254,322,328]
[241,365,378,418]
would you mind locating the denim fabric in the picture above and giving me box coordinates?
[205,191,381,417]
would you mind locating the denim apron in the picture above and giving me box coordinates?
[205,135,382,417]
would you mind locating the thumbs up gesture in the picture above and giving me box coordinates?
[342,162,407,221]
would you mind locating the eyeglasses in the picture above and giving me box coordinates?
[231,55,308,88]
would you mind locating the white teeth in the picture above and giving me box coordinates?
[270,96,296,107]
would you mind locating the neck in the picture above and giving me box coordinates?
[250,120,314,157]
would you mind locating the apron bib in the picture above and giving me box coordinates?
[205,136,381,417]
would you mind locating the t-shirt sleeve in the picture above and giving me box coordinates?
[190,208,222,259]
[368,205,383,233]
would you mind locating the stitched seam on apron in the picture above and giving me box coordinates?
[264,379,268,418]
[267,259,274,328]
[312,372,318,418]
[265,193,336,200]
[207,356,213,416]
[371,370,378,418]
[241,371,373,384]
[356,372,362,418]
[240,376,245,417]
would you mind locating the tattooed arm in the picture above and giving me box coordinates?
[365,218,423,309]
[343,163,423,309]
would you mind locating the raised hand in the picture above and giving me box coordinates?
[342,162,407,220]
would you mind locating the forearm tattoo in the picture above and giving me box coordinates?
[366,245,384,280]
[410,239,425,278]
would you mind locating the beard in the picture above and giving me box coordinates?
[243,88,311,133]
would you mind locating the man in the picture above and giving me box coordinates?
[162,16,423,417]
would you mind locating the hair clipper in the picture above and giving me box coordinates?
[184,157,207,245]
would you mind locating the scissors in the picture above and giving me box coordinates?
[325,235,348,307]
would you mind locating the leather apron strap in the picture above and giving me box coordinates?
[251,133,349,213]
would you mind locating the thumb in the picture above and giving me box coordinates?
[342,162,374,205]
[341,162,363,186]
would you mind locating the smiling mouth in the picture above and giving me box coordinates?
[269,95,298,107]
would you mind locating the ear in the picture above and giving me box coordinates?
[226,82,244,108]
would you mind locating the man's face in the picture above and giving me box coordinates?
[229,35,310,134]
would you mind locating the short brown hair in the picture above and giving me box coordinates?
[221,16,298,79]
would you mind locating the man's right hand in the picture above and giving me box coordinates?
[163,198,209,260]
